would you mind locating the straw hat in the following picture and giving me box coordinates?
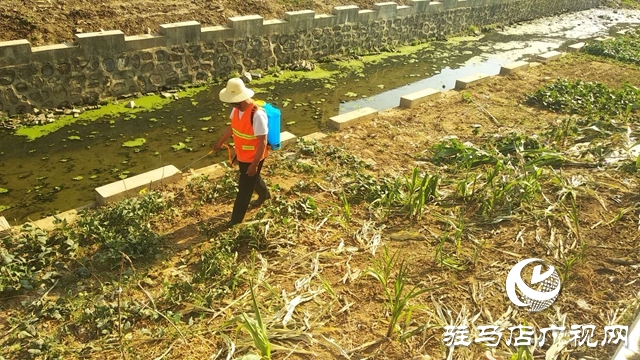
[219,78,254,103]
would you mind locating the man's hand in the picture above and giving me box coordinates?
[211,140,223,151]
[247,162,258,176]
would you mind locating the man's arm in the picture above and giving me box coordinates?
[247,135,267,176]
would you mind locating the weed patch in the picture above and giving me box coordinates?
[0,223,76,293]
[527,78,640,117]
[75,191,168,261]
[583,29,640,65]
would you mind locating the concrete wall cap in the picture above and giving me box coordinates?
[75,30,125,38]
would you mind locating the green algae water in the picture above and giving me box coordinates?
[1,8,639,223]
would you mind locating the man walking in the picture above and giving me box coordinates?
[212,78,271,227]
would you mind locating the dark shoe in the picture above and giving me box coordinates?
[249,194,271,209]
[225,220,239,228]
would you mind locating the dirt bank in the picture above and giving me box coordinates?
[0,0,412,46]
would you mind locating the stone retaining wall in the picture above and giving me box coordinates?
[0,0,599,115]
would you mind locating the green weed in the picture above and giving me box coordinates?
[527,78,640,117]
[583,29,640,66]
[0,223,76,293]
[75,191,167,261]
[240,282,271,359]
[366,246,430,338]
[403,168,439,220]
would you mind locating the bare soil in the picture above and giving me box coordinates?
[0,0,409,46]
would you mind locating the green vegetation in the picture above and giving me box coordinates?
[15,85,208,141]
[75,191,168,261]
[527,78,640,117]
[0,223,77,292]
[584,29,640,65]
[366,246,430,338]
[121,138,147,148]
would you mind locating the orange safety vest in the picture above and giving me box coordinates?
[231,104,268,163]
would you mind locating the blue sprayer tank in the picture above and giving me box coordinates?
[262,102,281,150]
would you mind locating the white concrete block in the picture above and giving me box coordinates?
[536,50,563,63]
[280,131,297,147]
[500,61,530,75]
[455,73,491,90]
[328,107,378,131]
[302,131,328,141]
[399,88,441,108]
[95,165,182,206]
[191,163,227,179]
[593,36,613,42]
[0,216,10,234]
[568,42,585,52]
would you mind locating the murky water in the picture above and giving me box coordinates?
[341,8,640,112]
[0,8,639,223]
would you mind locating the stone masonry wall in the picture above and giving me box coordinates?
[0,0,600,115]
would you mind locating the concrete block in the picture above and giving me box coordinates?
[302,131,329,141]
[75,30,126,55]
[400,88,441,108]
[201,26,234,43]
[31,43,79,62]
[455,73,491,89]
[408,0,430,13]
[95,165,182,206]
[374,2,398,20]
[228,15,264,38]
[328,107,378,131]
[0,39,31,67]
[499,60,530,75]
[397,5,414,17]
[285,10,316,31]
[281,131,297,147]
[593,36,612,42]
[0,216,10,234]
[264,20,289,35]
[31,206,88,232]
[441,0,458,9]
[567,42,585,52]
[159,21,201,45]
[315,14,337,28]
[191,163,227,179]
[536,50,562,63]
[333,5,360,24]
[125,34,166,51]
[358,10,378,24]
[427,2,444,13]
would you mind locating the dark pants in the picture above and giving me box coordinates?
[230,160,269,224]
